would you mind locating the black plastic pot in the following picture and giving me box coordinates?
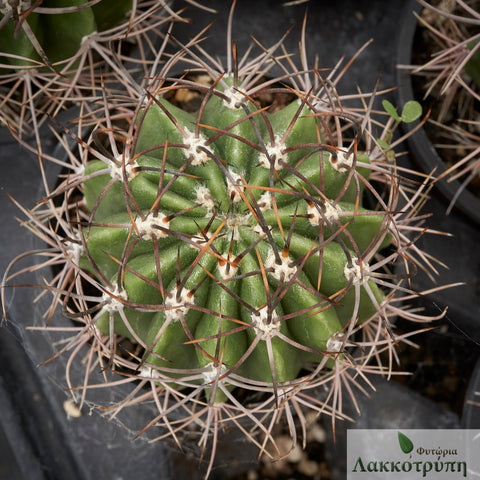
[393,0,480,342]
[395,0,480,227]
[1,1,480,480]
[0,131,179,480]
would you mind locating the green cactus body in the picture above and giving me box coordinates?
[0,0,132,70]
[83,76,389,400]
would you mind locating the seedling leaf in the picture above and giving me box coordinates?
[377,139,390,149]
[398,431,414,454]
[382,100,401,122]
[401,101,422,123]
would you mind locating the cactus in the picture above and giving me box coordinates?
[0,0,131,70]
[2,6,442,477]
[0,0,177,138]
[83,73,393,396]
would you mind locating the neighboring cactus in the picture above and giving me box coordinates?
[3,6,442,477]
[0,0,178,137]
[0,0,132,70]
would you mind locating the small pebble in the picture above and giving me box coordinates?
[63,399,81,418]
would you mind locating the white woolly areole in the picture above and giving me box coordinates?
[102,286,127,313]
[109,155,139,182]
[217,256,238,280]
[64,237,83,265]
[252,223,269,237]
[257,192,272,212]
[223,85,245,110]
[75,164,86,177]
[164,286,193,322]
[258,139,287,170]
[140,89,153,108]
[344,257,369,285]
[328,150,354,173]
[184,127,211,165]
[1,0,30,14]
[252,307,279,339]
[196,185,216,212]
[202,362,227,384]
[138,366,161,379]
[188,230,212,251]
[265,250,297,282]
[227,170,245,203]
[326,332,345,353]
[135,213,169,240]
[225,213,252,241]
[307,201,341,226]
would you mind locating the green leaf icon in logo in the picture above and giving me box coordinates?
[398,432,414,454]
